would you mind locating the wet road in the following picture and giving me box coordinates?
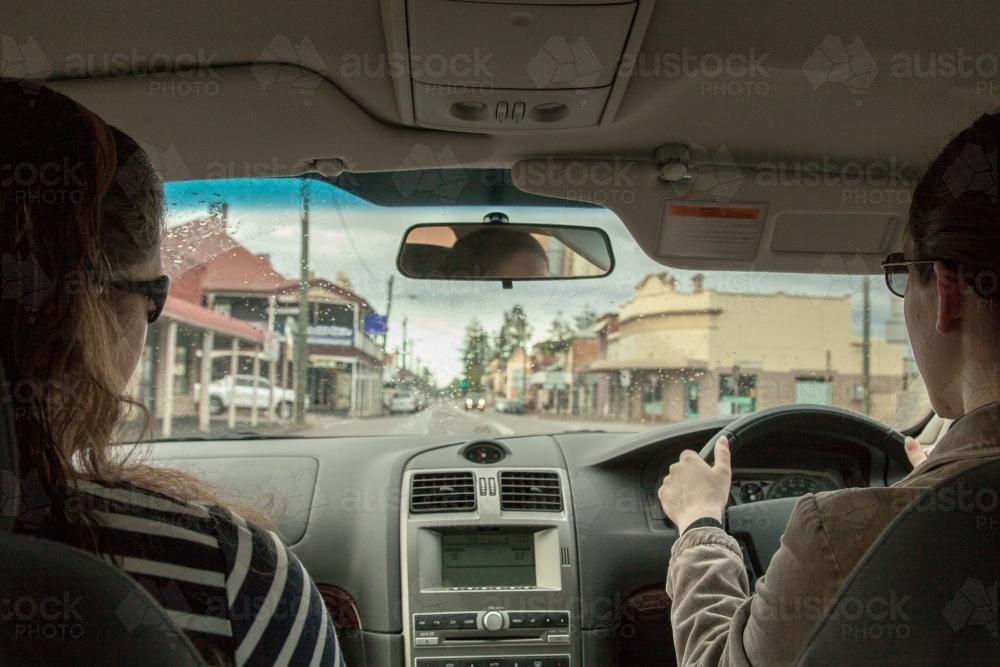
[300,400,639,438]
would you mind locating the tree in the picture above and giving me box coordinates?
[461,318,492,390]
[573,307,599,333]
[494,304,533,361]
[536,312,575,355]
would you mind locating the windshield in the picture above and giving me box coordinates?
[137,175,931,440]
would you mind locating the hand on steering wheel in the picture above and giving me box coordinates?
[658,436,732,534]
[904,437,929,469]
[680,404,908,576]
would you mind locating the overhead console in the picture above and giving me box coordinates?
[401,440,578,667]
[383,0,655,130]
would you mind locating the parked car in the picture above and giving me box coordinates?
[390,390,419,414]
[196,375,302,418]
[464,394,486,411]
[495,398,526,414]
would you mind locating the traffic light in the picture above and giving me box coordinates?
[459,379,469,390]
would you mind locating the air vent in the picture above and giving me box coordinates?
[410,472,476,514]
[500,471,562,512]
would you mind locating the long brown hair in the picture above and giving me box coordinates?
[0,80,273,534]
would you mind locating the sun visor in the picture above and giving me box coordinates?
[770,211,900,254]
[510,157,911,274]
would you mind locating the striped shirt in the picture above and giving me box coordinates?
[38,480,343,666]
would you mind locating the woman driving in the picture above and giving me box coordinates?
[0,80,342,666]
[658,111,999,665]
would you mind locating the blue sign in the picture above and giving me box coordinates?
[363,314,387,335]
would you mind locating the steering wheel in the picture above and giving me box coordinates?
[698,404,907,577]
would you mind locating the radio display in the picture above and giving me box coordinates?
[441,531,536,587]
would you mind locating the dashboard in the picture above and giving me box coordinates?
[147,414,908,666]
[729,469,844,504]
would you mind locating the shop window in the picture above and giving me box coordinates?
[642,374,663,417]
[795,377,832,405]
[685,380,700,419]
[719,373,757,414]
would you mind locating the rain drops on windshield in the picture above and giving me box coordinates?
[131,176,929,442]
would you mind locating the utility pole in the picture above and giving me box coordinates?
[295,179,310,425]
[382,275,394,353]
[862,279,872,415]
[401,317,409,374]
[267,294,277,423]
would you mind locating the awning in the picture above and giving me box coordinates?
[161,296,265,343]
[585,357,707,372]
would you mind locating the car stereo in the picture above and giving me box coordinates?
[401,468,578,667]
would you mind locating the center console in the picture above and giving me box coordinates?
[401,464,578,667]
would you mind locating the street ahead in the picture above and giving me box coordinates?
[299,399,640,438]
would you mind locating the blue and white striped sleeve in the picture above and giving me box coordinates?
[213,508,344,667]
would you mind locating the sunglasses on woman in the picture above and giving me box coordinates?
[109,275,170,323]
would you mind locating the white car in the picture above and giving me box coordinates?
[197,375,303,418]
[390,390,418,414]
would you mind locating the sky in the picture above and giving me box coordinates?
[164,177,903,383]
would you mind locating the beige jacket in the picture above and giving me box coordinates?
[665,403,1000,666]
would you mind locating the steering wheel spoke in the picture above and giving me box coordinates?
[726,497,800,574]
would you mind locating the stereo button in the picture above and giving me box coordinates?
[482,610,505,631]
[444,615,462,630]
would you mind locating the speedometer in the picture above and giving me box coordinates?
[766,475,823,499]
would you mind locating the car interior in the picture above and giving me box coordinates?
[3,2,999,666]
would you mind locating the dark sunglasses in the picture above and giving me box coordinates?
[109,275,170,323]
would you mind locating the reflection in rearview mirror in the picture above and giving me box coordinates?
[397,223,614,282]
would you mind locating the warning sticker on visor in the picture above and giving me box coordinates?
[657,201,767,261]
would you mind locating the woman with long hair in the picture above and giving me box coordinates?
[1,79,342,666]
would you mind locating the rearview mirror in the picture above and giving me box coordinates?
[397,223,614,281]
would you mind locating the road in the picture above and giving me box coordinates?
[299,399,640,438]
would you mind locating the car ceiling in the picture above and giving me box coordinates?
[7,0,999,273]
